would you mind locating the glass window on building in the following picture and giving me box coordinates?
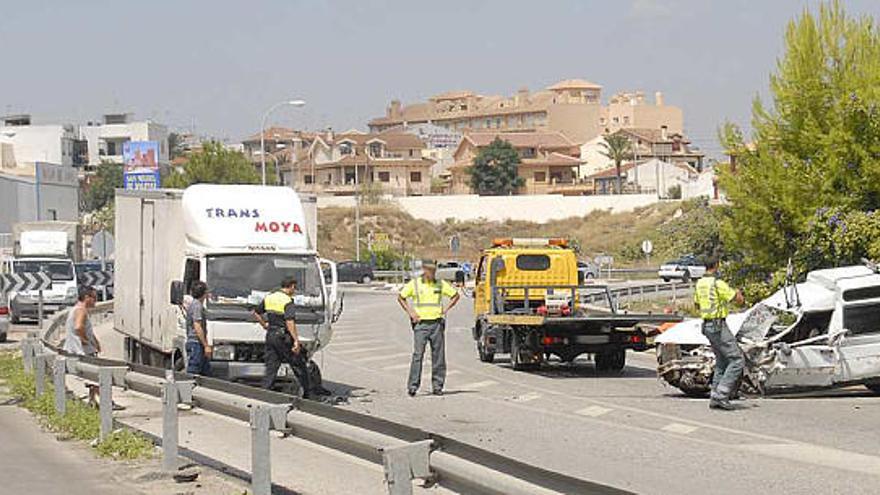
[410,171,422,183]
[534,171,546,183]
[304,174,314,184]
[378,171,391,182]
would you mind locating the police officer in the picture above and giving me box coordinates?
[694,256,745,410]
[397,259,460,397]
[253,277,310,397]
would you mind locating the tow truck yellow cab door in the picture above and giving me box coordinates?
[474,255,489,316]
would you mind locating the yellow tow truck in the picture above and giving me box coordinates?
[471,238,681,371]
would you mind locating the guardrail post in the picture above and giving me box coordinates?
[97,366,128,441]
[162,370,194,472]
[34,353,51,397]
[249,404,290,495]
[672,282,678,303]
[21,338,34,373]
[53,356,68,416]
[380,440,433,495]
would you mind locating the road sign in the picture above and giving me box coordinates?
[641,240,654,255]
[80,270,113,287]
[124,170,161,190]
[91,231,115,259]
[0,272,52,293]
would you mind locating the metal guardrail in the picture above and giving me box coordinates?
[373,268,666,281]
[21,301,630,495]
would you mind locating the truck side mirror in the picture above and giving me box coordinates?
[170,280,185,305]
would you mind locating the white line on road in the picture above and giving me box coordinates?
[574,406,613,417]
[661,423,699,435]
[459,380,498,391]
[352,352,411,363]
[381,363,412,371]
[325,340,378,348]
[510,392,542,403]
[330,346,390,355]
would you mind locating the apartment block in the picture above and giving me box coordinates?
[447,131,585,195]
[369,79,682,144]
[78,113,169,168]
[284,130,434,196]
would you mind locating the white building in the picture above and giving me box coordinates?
[0,115,79,170]
[78,113,169,168]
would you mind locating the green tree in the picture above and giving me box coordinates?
[168,132,183,160]
[718,1,880,274]
[467,138,524,195]
[599,134,633,194]
[82,162,123,212]
[164,141,260,188]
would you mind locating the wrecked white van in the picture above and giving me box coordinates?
[656,265,880,396]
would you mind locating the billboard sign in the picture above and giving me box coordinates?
[122,141,160,172]
[123,141,161,190]
[124,171,161,190]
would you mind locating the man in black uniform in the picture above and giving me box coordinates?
[253,277,310,397]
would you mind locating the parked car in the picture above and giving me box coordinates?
[577,261,600,282]
[658,255,706,282]
[335,261,375,284]
[0,293,8,342]
[436,261,465,283]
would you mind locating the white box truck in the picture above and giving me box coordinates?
[114,185,339,394]
[7,221,82,323]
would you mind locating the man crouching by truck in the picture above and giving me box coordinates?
[252,277,311,398]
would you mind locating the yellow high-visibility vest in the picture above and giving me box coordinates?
[400,278,457,320]
[694,276,736,320]
[264,290,292,314]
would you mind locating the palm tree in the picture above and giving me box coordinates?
[599,134,633,194]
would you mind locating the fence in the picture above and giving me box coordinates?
[22,303,629,495]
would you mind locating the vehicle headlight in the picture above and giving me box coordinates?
[66,287,78,298]
[212,344,235,361]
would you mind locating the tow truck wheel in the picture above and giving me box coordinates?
[477,341,495,363]
[595,350,626,373]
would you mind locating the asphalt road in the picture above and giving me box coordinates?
[10,290,880,494]
[317,290,880,495]
[0,404,122,495]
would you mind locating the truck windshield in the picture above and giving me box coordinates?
[206,254,323,306]
[13,260,74,281]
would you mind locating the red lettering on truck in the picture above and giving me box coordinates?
[254,221,303,234]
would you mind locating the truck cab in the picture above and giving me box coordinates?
[6,225,81,323]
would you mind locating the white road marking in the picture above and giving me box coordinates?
[460,380,498,390]
[661,423,699,435]
[325,340,377,348]
[574,406,613,417]
[510,392,542,403]
[352,352,411,363]
[330,346,389,355]
[741,443,880,477]
[381,363,412,371]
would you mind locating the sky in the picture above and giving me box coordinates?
[1,0,878,157]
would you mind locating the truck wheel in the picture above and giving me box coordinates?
[510,333,537,371]
[596,350,626,373]
[661,278,670,283]
[477,341,495,363]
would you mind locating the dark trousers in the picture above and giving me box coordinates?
[264,330,310,395]
[185,340,211,376]
[701,319,744,401]
[408,319,446,392]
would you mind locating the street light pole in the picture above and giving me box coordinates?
[260,100,306,186]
